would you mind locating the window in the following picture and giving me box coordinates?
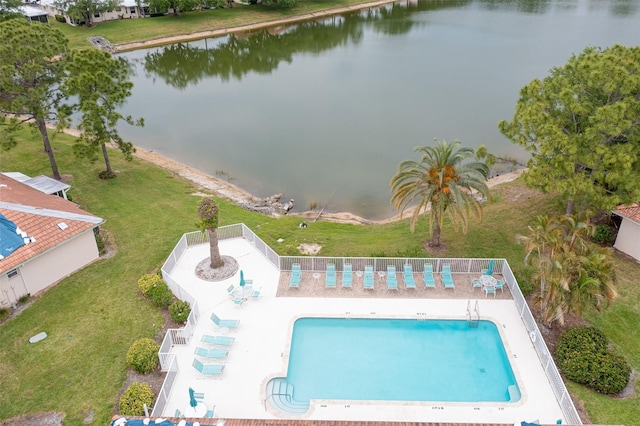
[130,7,136,13]
[7,269,18,279]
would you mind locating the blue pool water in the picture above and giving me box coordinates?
[286,318,519,403]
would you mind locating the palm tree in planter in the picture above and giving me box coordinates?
[197,197,223,268]
[390,139,490,247]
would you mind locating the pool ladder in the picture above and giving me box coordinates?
[467,300,480,327]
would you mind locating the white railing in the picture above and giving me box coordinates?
[502,262,582,424]
[157,224,581,423]
[279,256,504,275]
[151,354,179,417]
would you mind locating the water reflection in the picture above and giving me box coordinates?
[142,0,476,88]
[120,0,640,220]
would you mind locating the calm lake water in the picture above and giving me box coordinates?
[117,0,640,220]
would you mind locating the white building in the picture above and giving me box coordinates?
[0,174,105,308]
[38,0,149,25]
[613,203,640,263]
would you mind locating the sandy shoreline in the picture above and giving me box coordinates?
[114,0,401,52]
[132,145,524,225]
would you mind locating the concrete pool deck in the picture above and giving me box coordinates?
[161,237,566,425]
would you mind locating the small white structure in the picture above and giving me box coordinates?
[0,174,105,308]
[20,4,49,23]
[38,0,149,25]
[3,172,71,200]
[613,203,640,262]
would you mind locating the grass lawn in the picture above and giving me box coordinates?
[52,0,385,49]
[0,128,638,425]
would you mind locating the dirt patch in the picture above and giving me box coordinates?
[195,255,239,281]
[298,243,322,255]
[0,412,65,426]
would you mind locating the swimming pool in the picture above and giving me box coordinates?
[285,318,520,403]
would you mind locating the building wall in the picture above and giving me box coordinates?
[0,230,99,306]
[39,3,147,24]
[614,218,640,262]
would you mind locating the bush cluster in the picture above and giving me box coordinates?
[126,338,160,374]
[556,326,631,394]
[148,281,173,308]
[592,224,615,245]
[137,273,164,296]
[0,308,9,321]
[119,382,154,416]
[54,15,66,23]
[169,300,191,323]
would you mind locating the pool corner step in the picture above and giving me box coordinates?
[266,377,310,415]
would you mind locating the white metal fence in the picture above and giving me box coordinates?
[156,223,581,424]
[151,354,179,417]
[502,262,582,424]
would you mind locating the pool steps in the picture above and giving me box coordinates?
[266,377,310,414]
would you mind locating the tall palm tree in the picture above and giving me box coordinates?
[197,197,223,269]
[519,213,618,326]
[390,139,490,247]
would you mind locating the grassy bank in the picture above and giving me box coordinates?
[53,0,386,49]
[0,128,638,425]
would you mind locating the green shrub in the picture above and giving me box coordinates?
[556,326,608,359]
[126,338,160,374]
[556,326,631,394]
[17,294,30,305]
[0,308,10,321]
[169,300,191,323]
[137,273,163,296]
[54,14,66,23]
[147,281,174,308]
[118,382,154,416]
[592,224,615,245]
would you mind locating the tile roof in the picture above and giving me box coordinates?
[0,174,104,274]
[614,203,640,224]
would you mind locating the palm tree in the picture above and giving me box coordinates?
[390,139,490,247]
[197,197,223,269]
[519,213,618,326]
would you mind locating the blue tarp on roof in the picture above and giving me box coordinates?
[0,213,25,260]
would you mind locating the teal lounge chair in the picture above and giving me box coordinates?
[194,391,205,401]
[386,265,398,290]
[342,263,353,288]
[174,409,184,418]
[363,265,374,290]
[495,279,504,292]
[325,263,337,288]
[205,408,216,418]
[201,335,235,346]
[194,346,229,359]
[290,263,301,288]
[251,286,262,298]
[423,264,436,288]
[403,264,416,289]
[192,358,225,376]
[442,264,455,289]
[210,312,239,329]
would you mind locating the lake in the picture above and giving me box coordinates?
[117,0,640,220]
